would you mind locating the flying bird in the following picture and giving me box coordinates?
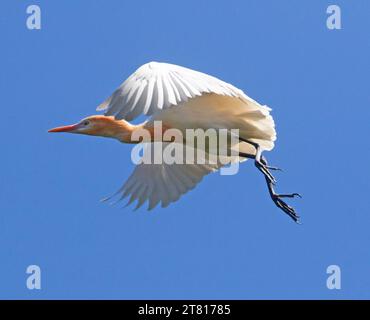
[49,62,301,222]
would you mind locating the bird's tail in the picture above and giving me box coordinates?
[237,106,276,152]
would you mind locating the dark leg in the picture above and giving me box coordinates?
[239,138,277,184]
[260,157,301,223]
[239,141,301,223]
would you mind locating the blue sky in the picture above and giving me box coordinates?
[1,0,369,299]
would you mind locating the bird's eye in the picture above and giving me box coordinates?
[83,121,90,126]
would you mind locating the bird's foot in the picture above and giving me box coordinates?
[271,192,301,223]
[238,142,301,222]
[261,156,301,222]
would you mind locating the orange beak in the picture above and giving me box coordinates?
[48,123,79,133]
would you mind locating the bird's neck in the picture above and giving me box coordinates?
[107,118,173,144]
[109,119,143,144]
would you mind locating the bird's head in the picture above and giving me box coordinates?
[48,115,134,141]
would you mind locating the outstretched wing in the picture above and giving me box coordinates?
[103,143,221,210]
[97,61,260,121]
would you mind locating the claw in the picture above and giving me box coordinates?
[274,193,302,199]
[267,166,283,172]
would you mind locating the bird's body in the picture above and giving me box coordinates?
[49,62,300,222]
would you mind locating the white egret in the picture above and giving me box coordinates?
[49,62,300,222]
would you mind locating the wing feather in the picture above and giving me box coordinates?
[156,73,164,110]
[97,61,259,121]
[107,143,220,210]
